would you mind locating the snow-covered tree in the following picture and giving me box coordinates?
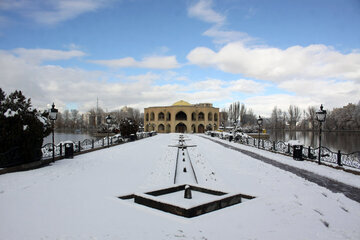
[120,117,139,137]
[0,89,51,167]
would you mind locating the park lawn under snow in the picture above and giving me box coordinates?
[0,133,359,240]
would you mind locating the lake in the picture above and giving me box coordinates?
[43,130,360,154]
[267,130,360,153]
[43,131,98,145]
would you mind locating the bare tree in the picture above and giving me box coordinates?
[307,106,317,130]
[229,102,240,124]
[287,105,301,130]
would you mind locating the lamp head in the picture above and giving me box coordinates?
[49,103,58,120]
[316,104,327,122]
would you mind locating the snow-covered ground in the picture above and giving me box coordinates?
[0,133,359,240]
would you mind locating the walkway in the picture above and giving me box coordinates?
[202,136,360,203]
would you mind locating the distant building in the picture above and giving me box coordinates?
[144,100,219,133]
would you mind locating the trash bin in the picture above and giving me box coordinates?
[211,133,215,137]
[64,143,74,159]
[229,135,233,142]
[293,145,303,160]
[129,134,136,141]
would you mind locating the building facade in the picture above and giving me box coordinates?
[144,100,220,133]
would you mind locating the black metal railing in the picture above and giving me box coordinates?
[41,132,156,160]
[212,132,360,170]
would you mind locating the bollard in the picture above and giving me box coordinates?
[246,138,249,144]
[184,185,192,199]
[183,167,187,172]
[59,143,62,156]
[337,150,342,166]
[287,144,290,154]
[273,141,276,151]
[262,139,264,148]
[102,138,104,146]
[92,139,94,149]
[78,141,81,152]
[183,158,185,162]
[253,138,256,146]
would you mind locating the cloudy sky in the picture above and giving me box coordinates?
[1,0,359,116]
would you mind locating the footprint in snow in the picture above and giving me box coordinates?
[320,219,329,228]
[340,206,349,212]
[313,209,324,216]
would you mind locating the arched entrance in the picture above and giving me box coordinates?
[191,124,196,133]
[198,124,205,133]
[175,123,187,133]
[158,124,165,133]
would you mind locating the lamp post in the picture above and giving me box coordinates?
[257,116,263,149]
[106,115,112,148]
[316,104,327,164]
[49,103,58,162]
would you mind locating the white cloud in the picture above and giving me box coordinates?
[0,49,230,113]
[188,0,225,25]
[90,56,180,69]
[11,48,86,64]
[243,94,317,118]
[228,79,265,94]
[0,0,111,25]
[187,42,360,82]
[188,0,250,44]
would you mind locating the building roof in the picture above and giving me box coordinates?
[172,100,191,106]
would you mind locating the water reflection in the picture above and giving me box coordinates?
[43,131,96,145]
[267,130,360,153]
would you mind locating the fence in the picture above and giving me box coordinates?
[41,132,155,160]
[212,132,360,169]
[0,132,156,168]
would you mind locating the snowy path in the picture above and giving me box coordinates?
[0,133,360,240]
[202,136,360,203]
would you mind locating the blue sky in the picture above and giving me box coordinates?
[0,0,359,116]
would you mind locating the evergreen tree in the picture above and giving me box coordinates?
[0,89,51,167]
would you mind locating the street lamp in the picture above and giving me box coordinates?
[316,104,327,164]
[106,115,112,148]
[49,103,58,162]
[257,116,263,149]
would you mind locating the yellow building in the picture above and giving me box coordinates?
[144,100,219,133]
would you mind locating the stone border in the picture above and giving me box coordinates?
[118,184,255,218]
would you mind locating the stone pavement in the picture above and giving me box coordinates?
[203,136,360,203]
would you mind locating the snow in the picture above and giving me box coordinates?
[0,133,359,240]
[4,109,18,118]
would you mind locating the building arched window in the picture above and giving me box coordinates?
[208,112,213,121]
[146,113,149,121]
[214,113,218,121]
[175,111,187,121]
[192,112,196,121]
[150,112,155,121]
[166,112,171,121]
[198,112,204,121]
[158,112,164,121]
